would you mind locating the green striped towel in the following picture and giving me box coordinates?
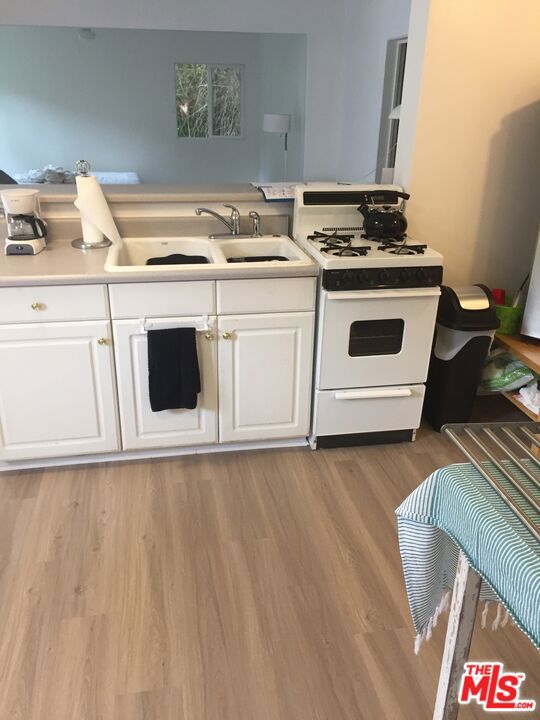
[396,462,540,652]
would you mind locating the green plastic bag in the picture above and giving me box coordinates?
[481,348,537,393]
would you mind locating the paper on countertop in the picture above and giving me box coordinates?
[74,175,122,246]
[251,182,297,201]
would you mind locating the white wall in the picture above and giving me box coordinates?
[0,0,348,181]
[338,0,411,182]
[0,27,306,183]
[395,0,540,291]
[392,0,430,190]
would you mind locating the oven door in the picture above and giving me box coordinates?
[317,286,440,389]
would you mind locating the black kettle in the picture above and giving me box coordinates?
[358,191,410,241]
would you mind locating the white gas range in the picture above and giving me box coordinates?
[293,183,444,448]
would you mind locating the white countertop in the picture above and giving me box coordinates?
[0,183,311,286]
[0,237,318,287]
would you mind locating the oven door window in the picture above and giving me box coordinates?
[348,319,404,357]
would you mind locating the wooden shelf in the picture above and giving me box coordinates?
[495,333,540,375]
[495,334,540,421]
[502,390,539,422]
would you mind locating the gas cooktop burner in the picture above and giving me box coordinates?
[307,230,355,243]
[320,245,369,257]
[378,241,427,255]
[308,230,371,257]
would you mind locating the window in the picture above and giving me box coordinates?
[376,38,408,181]
[348,319,404,357]
[387,40,407,168]
[175,63,242,138]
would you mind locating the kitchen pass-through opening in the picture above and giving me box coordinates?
[348,319,404,356]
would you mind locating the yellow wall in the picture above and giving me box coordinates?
[397,0,540,292]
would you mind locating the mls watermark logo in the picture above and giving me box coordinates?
[459,662,536,712]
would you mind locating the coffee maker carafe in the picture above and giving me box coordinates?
[1,188,48,255]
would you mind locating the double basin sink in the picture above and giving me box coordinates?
[105,235,312,273]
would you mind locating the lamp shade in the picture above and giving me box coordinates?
[263,113,291,134]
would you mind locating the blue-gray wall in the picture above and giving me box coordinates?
[258,34,307,182]
[0,27,306,183]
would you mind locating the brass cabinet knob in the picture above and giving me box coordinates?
[204,332,213,340]
[31,302,43,310]
[97,337,108,345]
[222,332,231,339]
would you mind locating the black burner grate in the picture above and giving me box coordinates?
[377,241,427,255]
[308,229,370,257]
[307,230,355,243]
[321,245,369,257]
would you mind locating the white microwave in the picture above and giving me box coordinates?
[522,227,540,339]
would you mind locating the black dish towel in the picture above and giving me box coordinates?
[146,253,209,265]
[147,328,201,412]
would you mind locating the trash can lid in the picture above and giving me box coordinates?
[437,284,500,330]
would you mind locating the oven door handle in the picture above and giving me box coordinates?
[334,388,413,400]
[325,287,441,300]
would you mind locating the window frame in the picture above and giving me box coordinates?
[376,37,408,182]
[175,62,245,140]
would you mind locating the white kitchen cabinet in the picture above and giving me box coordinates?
[218,312,315,442]
[113,317,218,450]
[0,321,119,461]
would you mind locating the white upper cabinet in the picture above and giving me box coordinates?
[113,317,218,450]
[217,312,315,443]
[0,321,119,461]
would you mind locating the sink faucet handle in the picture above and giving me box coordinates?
[223,204,240,235]
[248,211,261,237]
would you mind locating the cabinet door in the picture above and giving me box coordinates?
[218,312,315,442]
[0,321,119,461]
[113,317,218,450]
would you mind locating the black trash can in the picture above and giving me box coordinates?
[423,285,499,430]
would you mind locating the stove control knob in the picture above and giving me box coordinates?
[399,269,411,283]
[356,270,368,284]
[378,270,390,284]
[416,268,429,283]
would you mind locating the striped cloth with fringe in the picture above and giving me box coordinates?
[396,462,540,653]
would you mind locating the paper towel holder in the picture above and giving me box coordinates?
[71,236,112,250]
[72,160,113,250]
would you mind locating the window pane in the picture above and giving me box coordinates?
[175,63,208,137]
[211,66,241,137]
[394,42,408,107]
[388,119,400,168]
[348,319,404,356]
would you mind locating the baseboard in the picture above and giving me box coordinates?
[0,437,310,472]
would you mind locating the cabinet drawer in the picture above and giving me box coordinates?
[109,281,215,319]
[217,277,316,314]
[0,284,109,323]
[314,384,425,437]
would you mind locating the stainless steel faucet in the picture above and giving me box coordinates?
[195,204,240,237]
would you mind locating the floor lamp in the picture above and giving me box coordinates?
[263,113,291,181]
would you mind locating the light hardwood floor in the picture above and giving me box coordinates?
[0,423,538,719]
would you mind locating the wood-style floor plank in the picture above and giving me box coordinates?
[0,423,538,719]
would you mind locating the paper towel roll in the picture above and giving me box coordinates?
[74,175,122,246]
